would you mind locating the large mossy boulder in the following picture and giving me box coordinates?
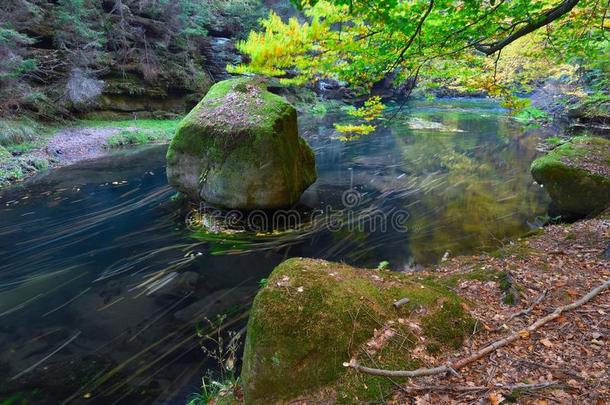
[531,136,610,216]
[241,258,476,404]
[166,78,316,210]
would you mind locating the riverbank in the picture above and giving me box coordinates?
[237,213,610,403]
[0,119,178,188]
[391,213,609,404]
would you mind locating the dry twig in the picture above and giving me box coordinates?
[401,381,561,393]
[345,278,610,378]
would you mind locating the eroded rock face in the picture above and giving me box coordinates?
[567,97,610,133]
[241,258,476,404]
[166,78,316,210]
[531,136,610,216]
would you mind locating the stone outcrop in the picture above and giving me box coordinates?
[531,136,610,216]
[166,78,316,209]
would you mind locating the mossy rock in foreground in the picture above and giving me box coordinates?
[241,258,476,404]
[531,136,610,216]
[166,78,316,210]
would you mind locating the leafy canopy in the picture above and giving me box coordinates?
[231,0,608,97]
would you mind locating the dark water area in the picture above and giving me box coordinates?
[0,99,552,403]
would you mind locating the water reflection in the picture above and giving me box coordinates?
[389,102,549,263]
[0,99,551,403]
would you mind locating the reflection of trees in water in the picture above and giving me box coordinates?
[393,112,549,264]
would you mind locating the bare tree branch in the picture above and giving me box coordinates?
[401,381,561,393]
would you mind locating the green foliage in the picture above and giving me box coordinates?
[216,0,268,40]
[310,102,328,116]
[514,106,550,122]
[0,27,35,81]
[0,0,268,117]
[79,118,178,129]
[545,136,565,147]
[103,121,177,147]
[178,0,211,40]
[0,145,10,160]
[54,0,105,63]
[190,316,243,405]
[377,260,390,270]
[0,118,47,147]
[232,0,607,109]
[187,376,241,405]
[0,118,53,187]
[0,25,38,114]
[106,129,168,147]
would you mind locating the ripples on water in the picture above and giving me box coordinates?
[0,99,552,403]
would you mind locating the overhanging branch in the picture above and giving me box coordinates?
[475,0,581,55]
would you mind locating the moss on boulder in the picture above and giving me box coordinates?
[531,136,610,216]
[166,78,316,209]
[241,258,476,404]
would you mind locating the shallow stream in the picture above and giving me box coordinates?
[0,99,552,403]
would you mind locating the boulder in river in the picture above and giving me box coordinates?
[531,136,610,216]
[166,78,317,210]
[240,257,476,404]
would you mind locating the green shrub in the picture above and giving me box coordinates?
[0,118,46,147]
[514,106,550,122]
[0,145,10,159]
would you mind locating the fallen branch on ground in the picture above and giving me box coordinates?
[345,278,610,378]
[507,289,548,321]
[401,381,560,393]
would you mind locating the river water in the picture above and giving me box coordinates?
[0,99,551,403]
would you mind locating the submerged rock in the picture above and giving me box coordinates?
[166,78,317,210]
[531,136,610,216]
[241,258,476,404]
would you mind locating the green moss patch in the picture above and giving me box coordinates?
[167,78,293,164]
[241,258,476,404]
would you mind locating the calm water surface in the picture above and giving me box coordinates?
[0,99,551,403]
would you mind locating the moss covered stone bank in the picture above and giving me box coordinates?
[531,136,610,216]
[241,258,477,404]
[166,78,316,210]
